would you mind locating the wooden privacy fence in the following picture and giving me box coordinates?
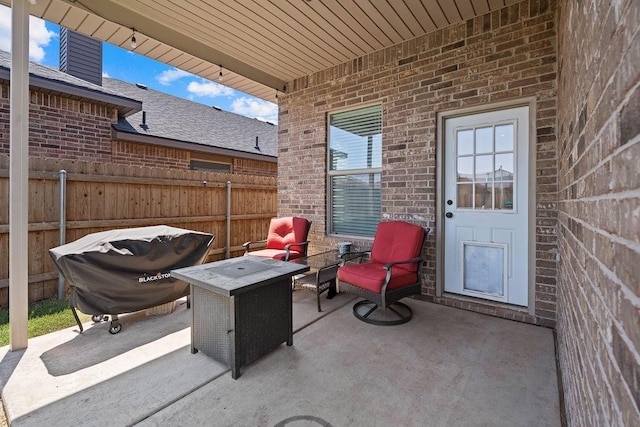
[0,155,277,307]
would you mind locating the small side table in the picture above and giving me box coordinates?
[290,250,363,312]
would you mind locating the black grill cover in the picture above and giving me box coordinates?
[49,225,214,315]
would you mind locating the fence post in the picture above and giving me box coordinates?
[226,181,231,259]
[58,169,67,299]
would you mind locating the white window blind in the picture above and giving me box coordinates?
[328,105,382,237]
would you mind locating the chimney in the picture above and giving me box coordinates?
[59,28,103,86]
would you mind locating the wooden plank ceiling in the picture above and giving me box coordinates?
[3,0,520,102]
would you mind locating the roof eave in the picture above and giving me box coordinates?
[111,128,277,163]
[0,67,142,117]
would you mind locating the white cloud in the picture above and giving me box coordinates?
[102,71,110,78]
[231,97,278,123]
[186,80,233,97]
[0,5,57,63]
[156,68,191,85]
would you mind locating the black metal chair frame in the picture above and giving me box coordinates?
[338,227,429,326]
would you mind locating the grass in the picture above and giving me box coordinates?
[0,298,91,347]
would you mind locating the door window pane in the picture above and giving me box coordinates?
[457,129,474,155]
[495,154,514,178]
[457,157,473,181]
[495,181,514,210]
[475,181,493,209]
[454,122,516,212]
[457,184,473,208]
[475,155,493,180]
[495,124,514,152]
[475,127,493,153]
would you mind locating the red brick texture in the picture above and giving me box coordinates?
[279,0,558,326]
[111,140,190,169]
[556,0,640,425]
[0,83,276,176]
[0,83,116,161]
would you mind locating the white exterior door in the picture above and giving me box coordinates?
[444,106,529,306]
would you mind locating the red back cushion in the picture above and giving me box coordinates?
[370,221,425,272]
[266,217,309,253]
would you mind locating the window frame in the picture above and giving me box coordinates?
[326,103,382,238]
[190,159,232,173]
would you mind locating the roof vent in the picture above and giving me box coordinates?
[140,111,148,130]
[135,83,147,89]
[212,105,221,111]
[254,136,260,151]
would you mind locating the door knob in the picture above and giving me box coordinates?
[445,212,453,218]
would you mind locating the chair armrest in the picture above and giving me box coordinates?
[380,256,425,300]
[283,241,309,251]
[383,256,424,270]
[242,239,267,253]
[340,251,370,265]
[283,241,309,260]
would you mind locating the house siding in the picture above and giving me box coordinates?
[556,0,640,425]
[280,0,558,325]
[60,28,103,87]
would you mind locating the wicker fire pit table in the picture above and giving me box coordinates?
[171,256,309,379]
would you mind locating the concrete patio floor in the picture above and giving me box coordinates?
[0,291,561,426]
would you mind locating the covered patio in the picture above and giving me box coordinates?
[0,292,560,426]
[2,0,639,425]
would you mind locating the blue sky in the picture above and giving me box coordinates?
[0,5,278,123]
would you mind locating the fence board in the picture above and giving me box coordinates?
[0,233,7,279]
[116,182,128,220]
[0,176,7,224]
[0,155,277,305]
[44,178,59,223]
[90,182,106,220]
[104,182,117,219]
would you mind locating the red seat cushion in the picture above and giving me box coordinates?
[266,216,309,254]
[245,249,303,261]
[337,221,425,294]
[370,221,425,273]
[337,262,418,293]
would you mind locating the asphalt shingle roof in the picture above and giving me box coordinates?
[103,78,278,158]
[1,50,277,158]
[0,50,140,115]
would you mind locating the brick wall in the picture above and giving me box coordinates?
[279,0,558,325]
[233,158,277,177]
[1,83,116,161]
[0,83,276,177]
[112,140,190,169]
[556,0,640,425]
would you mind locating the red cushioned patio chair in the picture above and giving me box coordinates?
[337,221,429,325]
[242,216,311,261]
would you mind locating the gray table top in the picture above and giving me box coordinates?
[171,256,309,296]
[290,250,366,270]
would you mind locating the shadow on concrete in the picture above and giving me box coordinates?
[40,299,191,376]
[0,348,25,391]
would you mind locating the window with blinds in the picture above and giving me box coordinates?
[327,104,382,237]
